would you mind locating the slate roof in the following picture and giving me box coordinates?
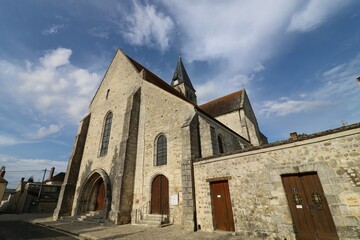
[198,90,245,117]
[171,57,195,90]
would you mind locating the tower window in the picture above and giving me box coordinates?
[106,89,110,100]
[100,112,113,156]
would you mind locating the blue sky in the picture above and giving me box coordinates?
[1,0,360,188]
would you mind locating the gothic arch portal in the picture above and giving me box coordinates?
[76,169,111,219]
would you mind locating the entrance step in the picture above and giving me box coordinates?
[60,211,106,223]
[135,214,170,227]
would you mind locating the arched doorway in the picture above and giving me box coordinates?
[151,174,169,214]
[77,169,111,217]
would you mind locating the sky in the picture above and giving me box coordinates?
[1,0,360,188]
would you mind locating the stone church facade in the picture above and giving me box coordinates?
[54,49,359,240]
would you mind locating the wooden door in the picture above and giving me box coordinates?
[95,180,105,211]
[210,181,235,231]
[151,175,169,214]
[282,173,338,240]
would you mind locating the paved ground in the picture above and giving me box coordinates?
[0,220,76,240]
[0,213,259,240]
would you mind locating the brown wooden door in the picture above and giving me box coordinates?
[282,173,338,240]
[210,181,235,231]
[95,180,105,211]
[151,175,169,214]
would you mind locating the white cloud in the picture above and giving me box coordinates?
[162,0,297,71]
[260,53,360,118]
[1,48,100,123]
[40,48,71,69]
[0,135,28,146]
[287,0,353,32]
[88,27,110,39]
[260,99,330,117]
[0,154,68,188]
[121,0,174,51]
[26,124,62,140]
[42,24,65,36]
[157,0,355,98]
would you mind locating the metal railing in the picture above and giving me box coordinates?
[134,201,150,223]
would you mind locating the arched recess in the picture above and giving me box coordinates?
[76,169,112,218]
[151,174,169,214]
[218,134,225,154]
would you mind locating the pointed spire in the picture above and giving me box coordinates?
[171,56,195,90]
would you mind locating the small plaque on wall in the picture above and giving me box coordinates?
[170,193,179,206]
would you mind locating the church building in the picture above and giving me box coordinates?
[54,49,360,240]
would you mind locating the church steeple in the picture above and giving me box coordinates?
[171,56,197,103]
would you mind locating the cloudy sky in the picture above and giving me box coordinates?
[1,0,360,188]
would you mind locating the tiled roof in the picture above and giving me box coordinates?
[198,90,245,117]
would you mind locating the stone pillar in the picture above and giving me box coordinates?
[181,115,201,230]
[53,114,91,220]
[109,88,141,224]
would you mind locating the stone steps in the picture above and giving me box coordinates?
[60,211,106,223]
[135,214,170,227]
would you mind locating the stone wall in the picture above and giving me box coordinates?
[198,112,251,158]
[53,114,90,219]
[131,79,196,225]
[193,125,360,240]
[70,50,142,221]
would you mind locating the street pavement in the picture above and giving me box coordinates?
[0,213,261,240]
[0,213,76,240]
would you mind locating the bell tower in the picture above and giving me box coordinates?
[171,56,197,104]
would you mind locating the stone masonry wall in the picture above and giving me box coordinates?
[198,112,251,158]
[53,114,90,219]
[71,50,142,220]
[131,79,196,225]
[194,127,360,240]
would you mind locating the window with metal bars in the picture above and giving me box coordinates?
[156,134,167,166]
[100,112,113,156]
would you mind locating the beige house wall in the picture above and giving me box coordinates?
[194,127,360,240]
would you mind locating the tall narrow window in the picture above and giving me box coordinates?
[218,135,224,154]
[100,112,113,156]
[106,89,110,100]
[156,134,167,166]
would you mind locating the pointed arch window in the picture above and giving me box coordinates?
[218,135,224,154]
[100,112,113,156]
[156,134,167,166]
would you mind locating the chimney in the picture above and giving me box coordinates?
[0,166,5,178]
[48,167,55,180]
[21,177,25,191]
[290,132,298,141]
